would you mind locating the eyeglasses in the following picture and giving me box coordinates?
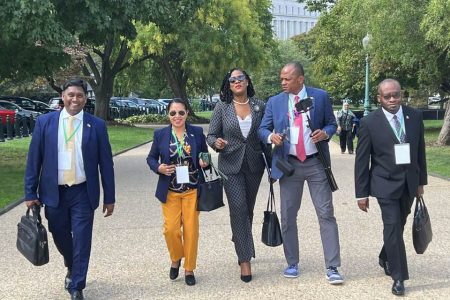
[228,74,246,84]
[169,110,186,117]
[380,92,401,101]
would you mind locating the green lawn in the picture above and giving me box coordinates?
[0,125,153,210]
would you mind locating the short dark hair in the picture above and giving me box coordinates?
[62,79,88,94]
[219,68,255,103]
[377,78,401,94]
[284,62,305,76]
[167,98,188,111]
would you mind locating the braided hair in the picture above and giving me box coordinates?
[219,68,255,103]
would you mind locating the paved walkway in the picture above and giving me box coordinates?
[1,136,449,299]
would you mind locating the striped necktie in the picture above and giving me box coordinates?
[393,115,406,143]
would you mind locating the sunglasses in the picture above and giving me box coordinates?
[169,110,186,117]
[228,74,246,84]
[380,92,401,101]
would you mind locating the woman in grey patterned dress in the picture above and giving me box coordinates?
[207,68,266,283]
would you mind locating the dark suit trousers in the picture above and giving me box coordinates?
[377,187,414,281]
[223,160,263,263]
[338,130,353,153]
[45,182,94,292]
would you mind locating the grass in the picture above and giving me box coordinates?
[194,111,213,120]
[0,125,153,210]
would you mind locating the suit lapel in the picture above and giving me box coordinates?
[375,108,399,144]
[185,124,197,166]
[248,98,261,137]
[402,106,413,143]
[82,113,92,153]
[227,102,245,141]
[281,93,290,129]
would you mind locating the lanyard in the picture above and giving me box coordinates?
[63,117,82,144]
[171,129,186,159]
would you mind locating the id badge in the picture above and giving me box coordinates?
[58,151,72,170]
[394,143,410,165]
[175,166,190,184]
[290,126,300,145]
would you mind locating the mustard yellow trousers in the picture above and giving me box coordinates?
[162,189,199,271]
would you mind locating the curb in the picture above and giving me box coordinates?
[0,140,153,216]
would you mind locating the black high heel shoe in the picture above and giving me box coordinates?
[240,261,252,283]
[169,259,181,280]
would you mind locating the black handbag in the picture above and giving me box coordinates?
[261,151,283,247]
[412,196,432,254]
[16,205,49,266]
[197,167,225,212]
[261,181,283,247]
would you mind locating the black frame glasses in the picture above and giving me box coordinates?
[228,74,246,84]
[380,92,401,101]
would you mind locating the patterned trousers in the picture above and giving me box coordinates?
[223,161,263,263]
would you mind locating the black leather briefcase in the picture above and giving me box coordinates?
[16,205,49,266]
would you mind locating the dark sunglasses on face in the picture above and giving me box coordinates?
[169,110,186,117]
[228,74,246,84]
[380,92,401,101]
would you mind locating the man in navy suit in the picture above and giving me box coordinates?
[259,62,343,284]
[355,79,427,296]
[24,79,115,300]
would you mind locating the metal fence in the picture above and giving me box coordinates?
[0,114,35,142]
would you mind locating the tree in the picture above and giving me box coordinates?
[1,0,207,120]
[131,0,275,114]
[296,0,336,12]
[421,0,450,145]
[252,39,313,101]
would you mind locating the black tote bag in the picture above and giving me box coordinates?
[197,167,225,212]
[261,152,283,247]
[412,196,432,254]
[16,205,49,266]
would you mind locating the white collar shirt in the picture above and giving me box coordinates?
[382,106,406,140]
[288,86,317,156]
[58,108,86,185]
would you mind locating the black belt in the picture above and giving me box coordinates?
[58,182,86,189]
[288,152,319,161]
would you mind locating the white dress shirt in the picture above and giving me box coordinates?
[288,86,317,156]
[58,109,86,185]
[382,106,406,142]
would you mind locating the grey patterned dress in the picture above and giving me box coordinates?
[207,98,266,262]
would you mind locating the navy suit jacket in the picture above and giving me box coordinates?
[24,111,116,209]
[147,123,208,203]
[354,106,427,199]
[258,87,337,179]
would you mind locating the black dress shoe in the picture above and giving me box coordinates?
[379,258,392,276]
[65,269,72,291]
[392,280,405,296]
[185,274,196,286]
[240,275,252,283]
[169,260,181,280]
[71,290,84,300]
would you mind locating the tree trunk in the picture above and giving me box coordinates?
[93,76,114,120]
[158,56,196,117]
[437,103,450,145]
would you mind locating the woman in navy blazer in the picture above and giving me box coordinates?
[147,98,208,286]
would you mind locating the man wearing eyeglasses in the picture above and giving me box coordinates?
[355,79,427,296]
[23,79,115,300]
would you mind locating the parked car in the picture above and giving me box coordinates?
[0,96,56,114]
[49,97,64,109]
[141,98,166,114]
[0,100,41,119]
[0,105,16,125]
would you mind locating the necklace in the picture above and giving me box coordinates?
[233,98,249,105]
